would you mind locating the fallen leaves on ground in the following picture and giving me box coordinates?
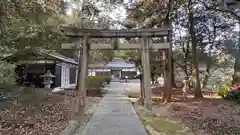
[0,89,101,135]
[168,99,240,135]
[153,89,240,135]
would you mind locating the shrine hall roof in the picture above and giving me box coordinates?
[89,60,135,69]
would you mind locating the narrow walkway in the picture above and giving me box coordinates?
[78,82,148,135]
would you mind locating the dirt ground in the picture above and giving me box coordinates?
[0,88,101,135]
[152,89,240,135]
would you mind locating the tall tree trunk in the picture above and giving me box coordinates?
[0,1,6,34]
[163,0,174,103]
[202,63,210,88]
[232,58,240,85]
[188,0,203,98]
[163,50,170,102]
[232,21,240,85]
[75,0,84,91]
[202,18,216,88]
[183,43,190,76]
[171,56,177,87]
[176,11,190,77]
[75,50,81,90]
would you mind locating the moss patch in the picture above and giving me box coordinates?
[136,106,194,135]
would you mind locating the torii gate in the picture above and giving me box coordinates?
[61,27,172,111]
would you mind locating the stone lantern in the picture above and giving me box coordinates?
[40,70,55,88]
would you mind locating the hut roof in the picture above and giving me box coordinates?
[3,49,78,65]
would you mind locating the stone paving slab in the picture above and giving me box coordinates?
[77,82,148,135]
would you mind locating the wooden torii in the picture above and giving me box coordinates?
[61,27,172,111]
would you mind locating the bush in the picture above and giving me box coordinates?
[0,61,16,84]
[219,84,240,103]
[225,84,240,102]
[225,91,240,102]
[87,76,107,88]
[104,76,111,84]
[86,76,109,97]
[218,84,231,99]
[0,61,16,92]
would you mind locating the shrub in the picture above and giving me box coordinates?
[104,76,111,84]
[86,76,108,97]
[0,61,16,91]
[225,84,240,102]
[232,84,240,90]
[218,84,231,99]
[87,76,107,88]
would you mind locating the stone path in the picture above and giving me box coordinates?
[77,82,148,135]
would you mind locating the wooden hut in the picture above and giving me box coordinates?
[4,49,78,89]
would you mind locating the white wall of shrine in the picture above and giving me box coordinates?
[57,62,78,89]
[61,65,70,88]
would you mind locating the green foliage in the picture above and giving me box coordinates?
[0,0,68,90]
[89,50,114,64]
[104,76,112,84]
[87,76,110,88]
[206,66,234,91]
[218,84,231,98]
[0,0,66,53]
[225,90,240,102]
[218,84,240,103]
[0,61,16,86]
[224,84,240,102]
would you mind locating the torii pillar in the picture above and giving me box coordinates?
[76,35,89,113]
[141,37,152,110]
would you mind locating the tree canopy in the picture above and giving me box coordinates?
[1,0,240,100]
